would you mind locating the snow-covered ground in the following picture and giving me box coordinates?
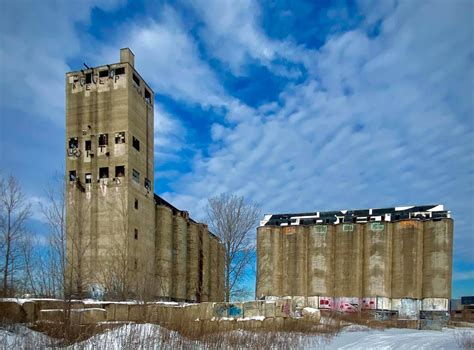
[1,322,472,349]
[326,326,472,349]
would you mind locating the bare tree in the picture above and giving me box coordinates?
[39,175,67,298]
[0,174,31,297]
[206,193,260,302]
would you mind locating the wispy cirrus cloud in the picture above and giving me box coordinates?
[162,0,474,264]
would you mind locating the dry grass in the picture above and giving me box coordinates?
[3,308,345,349]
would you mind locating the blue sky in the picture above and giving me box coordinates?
[0,0,473,298]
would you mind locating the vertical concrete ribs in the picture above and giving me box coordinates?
[256,205,453,315]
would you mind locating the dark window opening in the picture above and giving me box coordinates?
[325,219,330,224]
[352,217,357,223]
[99,70,109,78]
[85,73,92,84]
[85,173,92,184]
[68,137,78,149]
[132,74,140,86]
[134,199,138,209]
[115,132,125,144]
[144,178,151,190]
[114,67,125,75]
[132,169,140,183]
[98,134,108,146]
[132,136,140,151]
[115,165,125,177]
[85,140,91,151]
[395,215,400,221]
[145,89,151,102]
[134,229,138,240]
[69,171,76,182]
[134,259,138,270]
[99,167,109,179]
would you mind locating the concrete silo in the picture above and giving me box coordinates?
[362,222,392,310]
[422,218,453,311]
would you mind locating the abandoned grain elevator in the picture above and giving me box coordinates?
[65,48,224,301]
[256,205,453,318]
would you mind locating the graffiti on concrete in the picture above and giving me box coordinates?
[213,303,243,318]
[282,300,291,317]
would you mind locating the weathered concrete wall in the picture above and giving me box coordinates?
[334,224,363,298]
[200,225,210,302]
[271,226,283,296]
[283,227,297,296]
[295,226,307,297]
[156,205,173,297]
[392,221,423,299]
[186,223,200,302]
[256,219,453,310]
[209,237,219,302]
[363,222,392,298]
[307,225,334,297]
[256,226,272,298]
[173,214,187,300]
[422,219,453,299]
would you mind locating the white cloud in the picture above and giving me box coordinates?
[0,0,125,123]
[164,0,474,261]
[189,0,314,76]
[98,6,230,108]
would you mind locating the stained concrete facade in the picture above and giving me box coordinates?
[256,206,453,315]
[65,48,224,301]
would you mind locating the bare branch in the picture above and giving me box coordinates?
[206,193,260,302]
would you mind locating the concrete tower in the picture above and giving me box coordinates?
[65,48,155,297]
[65,49,225,302]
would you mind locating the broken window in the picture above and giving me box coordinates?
[132,74,140,86]
[99,167,109,179]
[85,73,92,84]
[85,140,91,151]
[98,134,108,146]
[132,169,140,183]
[114,67,125,75]
[69,170,76,182]
[115,165,125,177]
[144,88,151,103]
[132,136,140,151]
[144,178,151,190]
[68,137,78,149]
[134,229,138,240]
[115,132,125,144]
[85,173,92,184]
[134,199,138,210]
[99,70,109,78]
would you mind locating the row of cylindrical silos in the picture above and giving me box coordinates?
[155,205,225,302]
[256,219,453,300]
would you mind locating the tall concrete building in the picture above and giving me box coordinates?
[256,205,453,318]
[65,48,224,302]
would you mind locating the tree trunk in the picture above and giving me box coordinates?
[3,212,11,296]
